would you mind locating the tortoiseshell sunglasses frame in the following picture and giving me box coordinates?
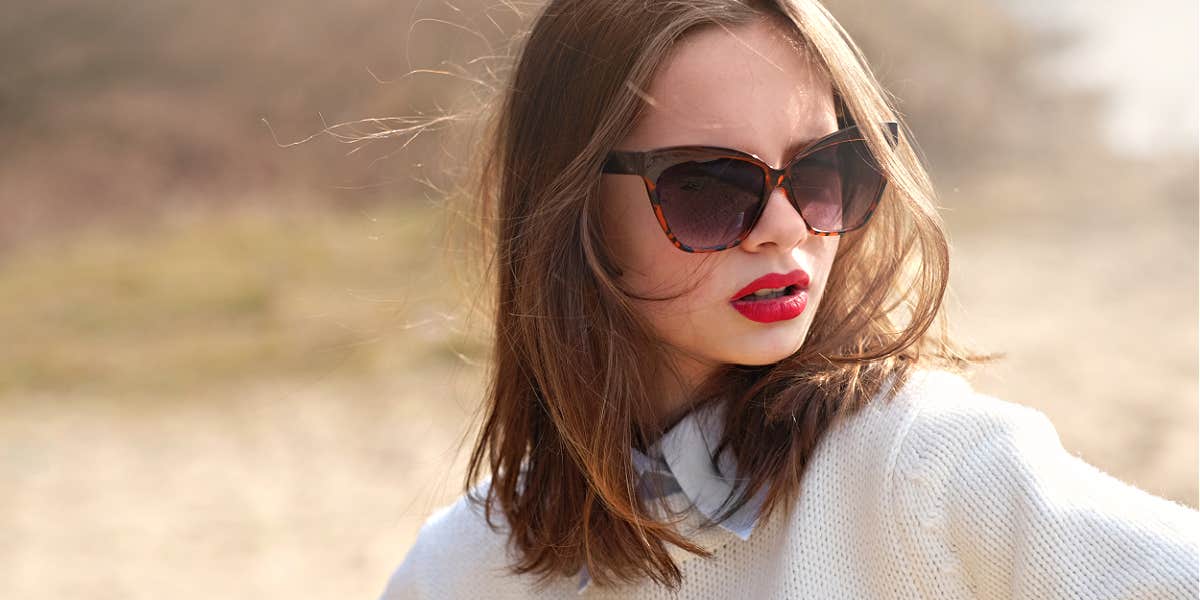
[601,120,900,253]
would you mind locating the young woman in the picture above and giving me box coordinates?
[380,0,1198,597]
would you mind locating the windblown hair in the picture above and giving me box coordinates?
[452,0,993,591]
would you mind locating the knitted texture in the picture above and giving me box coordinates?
[379,370,1200,599]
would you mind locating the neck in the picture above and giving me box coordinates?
[650,350,718,432]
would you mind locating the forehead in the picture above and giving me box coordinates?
[622,19,836,165]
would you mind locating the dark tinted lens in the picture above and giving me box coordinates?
[656,158,764,250]
[787,138,885,232]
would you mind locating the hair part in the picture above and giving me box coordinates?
[451,0,997,591]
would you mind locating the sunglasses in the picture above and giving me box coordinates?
[601,121,900,253]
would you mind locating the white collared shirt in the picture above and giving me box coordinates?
[576,399,769,592]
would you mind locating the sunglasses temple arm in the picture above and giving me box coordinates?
[602,151,644,175]
[883,122,900,147]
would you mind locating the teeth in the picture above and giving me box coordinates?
[753,286,788,297]
[737,285,793,301]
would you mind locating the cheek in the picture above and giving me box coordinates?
[599,176,678,283]
[599,175,716,323]
[805,237,841,304]
[823,238,841,277]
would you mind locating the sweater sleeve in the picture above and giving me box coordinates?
[375,496,486,600]
[375,483,532,600]
[376,509,443,600]
[891,390,1200,599]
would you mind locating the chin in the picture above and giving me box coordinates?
[723,331,807,366]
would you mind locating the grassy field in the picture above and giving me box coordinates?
[0,202,468,397]
[0,198,1194,599]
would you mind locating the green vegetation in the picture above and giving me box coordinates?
[0,203,483,399]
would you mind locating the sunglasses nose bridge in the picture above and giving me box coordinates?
[769,167,786,188]
[760,165,812,231]
[759,165,784,196]
[766,167,789,203]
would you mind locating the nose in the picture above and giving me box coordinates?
[740,183,809,252]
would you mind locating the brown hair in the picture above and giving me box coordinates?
[449,0,993,591]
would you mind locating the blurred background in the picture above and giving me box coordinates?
[1,0,1195,598]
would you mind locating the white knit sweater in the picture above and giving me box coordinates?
[378,370,1200,599]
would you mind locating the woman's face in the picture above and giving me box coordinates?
[600,19,841,392]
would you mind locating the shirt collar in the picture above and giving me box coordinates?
[576,399,768,593]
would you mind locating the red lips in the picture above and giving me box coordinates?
[730,269,811,301]
[728,269,811,324]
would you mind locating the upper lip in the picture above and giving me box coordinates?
[730,269,811,301]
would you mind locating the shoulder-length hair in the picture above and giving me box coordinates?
[450,0,991,591]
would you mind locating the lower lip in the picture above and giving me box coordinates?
[730,289,808,323]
